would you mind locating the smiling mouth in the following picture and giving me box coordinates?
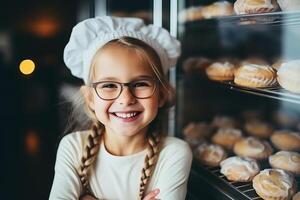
[111,112,142,119]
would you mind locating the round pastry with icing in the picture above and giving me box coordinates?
[271,130,300,151]
[234,0,279,14]
[244,119,274,138]
[206,61,236,81]
[277,60,300,94]
[178,6,203,23]
[269,151,300,175]
[277,0,300,11]
[194,143,227,167]
[234,64,277,88]
[240,57,269,66]
[233,137,273,160]
[253,169,297,200]
[183,122,212,148]
[211,115,238,128]
[220,156,260,182]
[211,128,243,150]
[201,1,234,19]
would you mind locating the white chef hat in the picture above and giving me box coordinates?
[63,16,181,84]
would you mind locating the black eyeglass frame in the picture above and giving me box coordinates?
[90,78,158,101]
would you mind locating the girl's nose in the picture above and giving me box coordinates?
[116,87,136,105]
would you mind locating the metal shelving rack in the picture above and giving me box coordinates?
[175,6,300,200]
[180,11,300,27]
[189,158,300,200]
[222,81,300,105]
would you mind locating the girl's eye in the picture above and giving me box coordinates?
[132,81,151,88]
[100,83,118,89]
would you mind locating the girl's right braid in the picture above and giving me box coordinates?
[78,122,103,195]
[139,133,161,199]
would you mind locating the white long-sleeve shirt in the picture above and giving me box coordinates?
[49,131,193,200]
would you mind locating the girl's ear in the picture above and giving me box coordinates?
[158,90,167,108]
[80,85,95,110]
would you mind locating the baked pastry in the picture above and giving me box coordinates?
[244,119,273,138]
[221,156,260,181]
[211,128,242,150]
[234,0,279,14]
[241,109,264,121]
[277,60,300,94]
[183,57,212,74]
[272,110,299,128]
[194,143,227,167]
[269,151,300,175]
[234,64,277,88]
[253,169,297,200]
[201,1,234,19]
[220,156,260,182]
[271,130,300,151]
[205,61,236,81]
[178,6,203,23]
[233,137,273,160]
[211,115,238,129]
[183,122,212,148]
[277,0,300,12]
[293,192,300,200]
[240,57,269,66]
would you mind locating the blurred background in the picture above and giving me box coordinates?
[1,0,80,199]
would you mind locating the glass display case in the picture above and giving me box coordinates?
[174,0,300,199]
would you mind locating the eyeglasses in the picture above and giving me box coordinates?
[91,78,158,100]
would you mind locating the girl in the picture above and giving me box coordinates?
[49,16,192,200]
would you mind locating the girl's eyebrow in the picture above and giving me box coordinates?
[96,75,154,82]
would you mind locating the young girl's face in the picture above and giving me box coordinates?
[89,45,165,137]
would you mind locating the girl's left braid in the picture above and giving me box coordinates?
[139,132,161,199]
[78,122,103,196]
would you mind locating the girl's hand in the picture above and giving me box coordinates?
[79,194,98,200]
[142,188,160,200]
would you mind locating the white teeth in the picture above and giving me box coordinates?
[115,112,138,119]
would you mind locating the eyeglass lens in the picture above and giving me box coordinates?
[94,79,156,100]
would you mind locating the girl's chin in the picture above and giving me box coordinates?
[109,127,147,137]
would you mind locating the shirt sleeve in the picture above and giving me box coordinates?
[154,140,193,200]
[49,134,83,200]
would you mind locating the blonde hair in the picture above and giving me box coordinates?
[66,37,175,199]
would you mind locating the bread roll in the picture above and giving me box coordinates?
[206,61,236,81]
[234,64,277,88]
[234,0,279,14]
[211,128,242,150]
[195,143,227,167]
[201,1,234,19]
[277,0,300,11]
[220,156,260,182]
[269,151,300,175]
[233,137,273,160]
[277,60,300,94]
[253,169,296,200]
[271,130,300,151]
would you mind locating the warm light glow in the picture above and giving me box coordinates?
[25,131,40,155]
[26,16,60,38]
[19,59,35,75]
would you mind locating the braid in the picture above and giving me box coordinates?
[78,122,103,196]
[139,132,161,199]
